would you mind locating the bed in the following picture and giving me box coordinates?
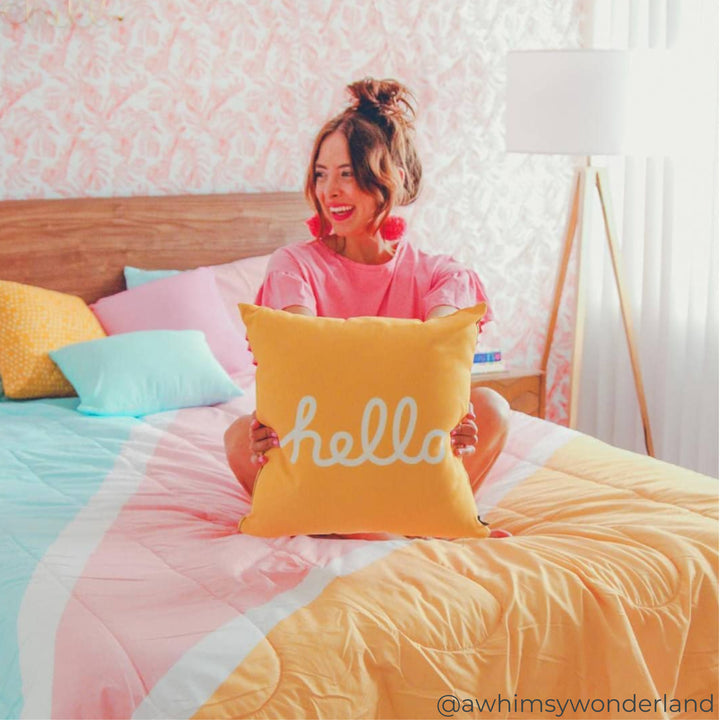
[0,192,717,720]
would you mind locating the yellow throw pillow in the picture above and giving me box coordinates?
[238,303,490,539]
[0,281,106,399]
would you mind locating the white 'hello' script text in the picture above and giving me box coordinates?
[280,395,447,467]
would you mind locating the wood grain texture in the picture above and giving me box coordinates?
[0,192,309,302]
[472,368,545,418]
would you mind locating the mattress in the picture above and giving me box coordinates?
[1,386,717,719]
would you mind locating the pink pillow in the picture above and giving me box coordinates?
[91,268,247,374]
[210,255,271,335]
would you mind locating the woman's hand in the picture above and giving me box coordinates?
[451,403,478,456]
[249,411,279,467]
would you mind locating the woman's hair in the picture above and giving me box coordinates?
[304,77,422,239]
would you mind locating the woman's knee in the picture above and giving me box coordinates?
[471,386,510,439]
[224,415,249,459]
[224,414,257,495]
[464,387,510,493]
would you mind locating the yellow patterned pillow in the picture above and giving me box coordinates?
[0,281,106,399]
[238,303,490,539]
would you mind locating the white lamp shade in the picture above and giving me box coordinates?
[505,50,686,156]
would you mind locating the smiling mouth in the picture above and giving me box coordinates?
[329,205,354,222]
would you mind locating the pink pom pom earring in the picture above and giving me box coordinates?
[305,214,406,241]
[378,215,406,241]
[305,214,324,238]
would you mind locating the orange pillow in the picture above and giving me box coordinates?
[0,281,106,399]
[238,303,489,539]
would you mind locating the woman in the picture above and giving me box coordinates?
[226,77,510,503]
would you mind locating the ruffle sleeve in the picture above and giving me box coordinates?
[421,264,494,325]
[254,249,318,314]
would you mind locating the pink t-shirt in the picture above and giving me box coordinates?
[255,237,493,322]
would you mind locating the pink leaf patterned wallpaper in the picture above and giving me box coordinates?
[0,0,585,423]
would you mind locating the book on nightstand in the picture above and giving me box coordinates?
[472,320,505,374]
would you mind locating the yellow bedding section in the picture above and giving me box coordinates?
[196,433,718,720]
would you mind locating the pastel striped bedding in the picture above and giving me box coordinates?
[1,386,716,719]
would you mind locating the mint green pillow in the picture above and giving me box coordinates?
[49,330,242,416]
[124,266,180,288]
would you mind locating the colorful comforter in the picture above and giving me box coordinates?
[1,387,717,719]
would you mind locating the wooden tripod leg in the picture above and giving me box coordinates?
[596,168,655,457]
[568,168,597,428]
[541,170,582,375]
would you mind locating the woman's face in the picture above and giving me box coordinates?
[313,131,379,241]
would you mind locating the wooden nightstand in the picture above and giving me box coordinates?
[471,368,545,418]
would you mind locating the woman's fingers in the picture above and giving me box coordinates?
[456,417,478,435]
[251,434,279,454]
[249,412,278,465]
[451,412,479,456]
[252,426,277,443]
[451,419,478,439]
[249,412,261,438]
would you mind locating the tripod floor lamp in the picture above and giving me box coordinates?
[505,50,671,457]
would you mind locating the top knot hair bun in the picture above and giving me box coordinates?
[346,78,417,129]
[341,77,422,206]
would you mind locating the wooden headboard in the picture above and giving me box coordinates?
[0,191,309,303]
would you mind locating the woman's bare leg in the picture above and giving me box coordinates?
[224,414,260,496]
[462,387,510,494]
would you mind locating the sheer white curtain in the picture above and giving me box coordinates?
[577,0,718,476]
